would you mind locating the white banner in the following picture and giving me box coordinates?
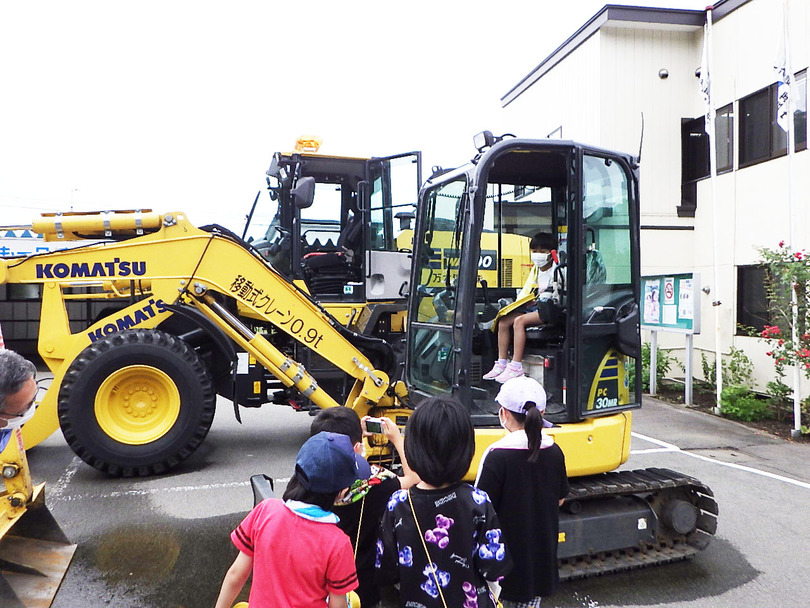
[774,3,792,133]
[699,20,714,136]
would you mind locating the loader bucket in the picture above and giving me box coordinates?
[1,431,76,607]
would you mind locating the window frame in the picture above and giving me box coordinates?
[739,84,787,168]
[715,103,734,173]
[794,69,807,153]
[736,264,771,335]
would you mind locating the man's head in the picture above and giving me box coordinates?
[0,350,38,430]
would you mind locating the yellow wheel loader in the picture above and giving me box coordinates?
[0,428,76,607]
[0,134,716,581]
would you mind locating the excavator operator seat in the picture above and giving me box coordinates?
[301,209,363,296]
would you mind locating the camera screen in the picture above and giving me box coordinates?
[366,420,384,434]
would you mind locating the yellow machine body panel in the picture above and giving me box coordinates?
[0,428,76,605]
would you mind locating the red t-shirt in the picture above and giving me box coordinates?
[231,498,357,607]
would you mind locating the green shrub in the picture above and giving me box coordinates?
[720,386,771,421]
[766,376,792,422]
[701,347,754,389]
[638,342,679,393]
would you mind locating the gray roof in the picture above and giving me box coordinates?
[501,0,752,107]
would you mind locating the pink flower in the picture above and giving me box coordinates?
[761,325,782,338]
[779,240,785,248]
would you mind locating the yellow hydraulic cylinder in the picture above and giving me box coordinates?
[31,210,163,241]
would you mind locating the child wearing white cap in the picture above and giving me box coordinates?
[475,376,570,607]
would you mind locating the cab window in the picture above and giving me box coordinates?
[407,177,467,393]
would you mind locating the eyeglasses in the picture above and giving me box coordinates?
[0,387,43,418]
[0,399,36,419]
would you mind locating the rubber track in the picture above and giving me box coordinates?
[559,467,718,581]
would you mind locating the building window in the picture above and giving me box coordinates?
[679,117,706,217]
[739,73,807,167]
[795,69,807,152]
[679,106,733,216]
[739,85,782,166]
[737,265,770,333]
[716,104,734,172]
[682,117,709,182]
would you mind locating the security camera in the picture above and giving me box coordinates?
[658,69,669,79]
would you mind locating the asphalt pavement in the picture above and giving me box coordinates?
[21,396,810,608]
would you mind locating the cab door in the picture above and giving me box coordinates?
[365,152,421,301]
[574,150,642,417]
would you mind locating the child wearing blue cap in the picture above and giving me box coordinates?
[215,431,371,608]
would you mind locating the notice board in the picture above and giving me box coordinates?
[641,273,700,334]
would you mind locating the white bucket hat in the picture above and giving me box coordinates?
[495,376,547,415]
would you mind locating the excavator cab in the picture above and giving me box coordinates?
[407,137,642,448]
[246,150,421,304]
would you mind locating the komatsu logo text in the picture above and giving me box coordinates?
[36,258,147,279]
[87,298,167,342]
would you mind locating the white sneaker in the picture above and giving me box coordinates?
[483,360,507,380]
[495,363,525,383]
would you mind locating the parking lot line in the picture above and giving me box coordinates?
[50,477,293,502]
[632,431,810,490]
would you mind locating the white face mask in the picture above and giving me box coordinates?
[498,408,508,431]
[531,252,550,267]
[1,404,37,430]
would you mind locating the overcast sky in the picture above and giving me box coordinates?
[0,0,704,230]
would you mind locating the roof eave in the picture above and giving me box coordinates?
[500,4,733,108]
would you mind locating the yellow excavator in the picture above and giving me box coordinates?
[0,134,716,582]
[241,147,421,407]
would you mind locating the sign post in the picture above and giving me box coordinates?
[641,273,701,404]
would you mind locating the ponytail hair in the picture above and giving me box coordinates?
[509,401,544,463]
[524,403,544,463]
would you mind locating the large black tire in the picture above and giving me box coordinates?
[58,329,216,477]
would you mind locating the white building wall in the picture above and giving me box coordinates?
[502,0,810,392]
[502,34,603,143]
[598,25,700,281]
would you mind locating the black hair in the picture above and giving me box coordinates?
[404,396,474,487]
[507,402,544,463]
[282,473,340,511]
[310,406,362,444]
[529,231,556,251]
